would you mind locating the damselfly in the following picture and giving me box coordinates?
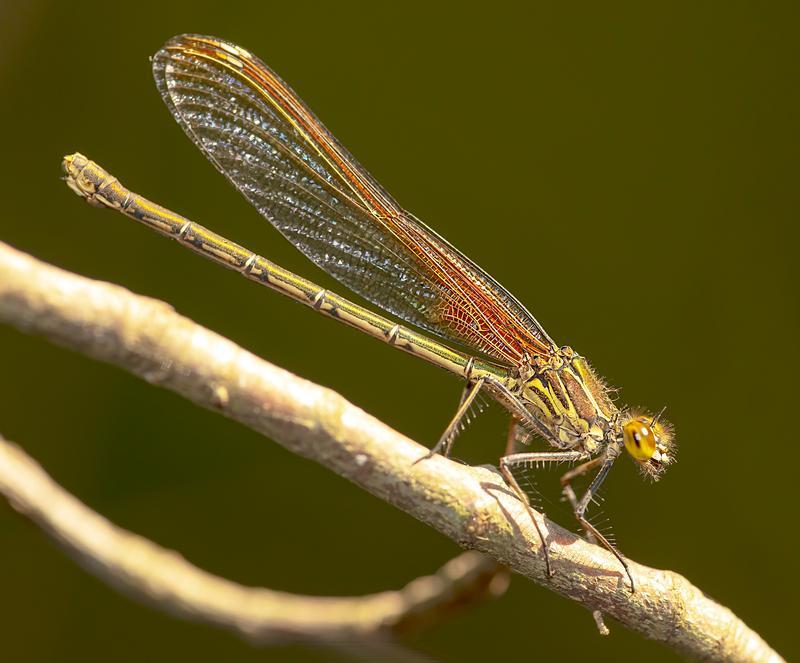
[63,34,675,591]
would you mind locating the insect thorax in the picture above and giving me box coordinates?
[515,347,619,452]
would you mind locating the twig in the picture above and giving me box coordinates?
[0,242,785,662]
[0,433,504,645]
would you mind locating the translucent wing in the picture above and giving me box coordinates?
[153,34,556,363]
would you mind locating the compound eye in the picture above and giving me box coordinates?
[623,419,657,461]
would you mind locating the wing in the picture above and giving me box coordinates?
[152,34,557,364]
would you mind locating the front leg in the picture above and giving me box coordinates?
[560,457,610,633]
[499,446,587,578]
[559,457,603,516]
[567,454,636,592]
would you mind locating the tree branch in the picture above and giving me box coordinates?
[0,433,506,645]
[0,242,784,662]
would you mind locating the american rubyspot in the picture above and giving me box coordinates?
[63,34,674,591]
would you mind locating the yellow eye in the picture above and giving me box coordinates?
[623,419,657,461]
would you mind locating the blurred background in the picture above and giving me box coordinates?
[1,2,797,661]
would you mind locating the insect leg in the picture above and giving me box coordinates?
[505,420,535,452]
[424,377,487,459]
[499,446,587,578]
[559,457,610,633]
[571,454,636,592]
[559,457,604,504]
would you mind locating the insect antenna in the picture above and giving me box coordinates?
[651,405,668,428]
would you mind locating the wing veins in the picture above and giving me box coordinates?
[165,88,454,301]
[154,34,558,363]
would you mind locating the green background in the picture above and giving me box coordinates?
[1,2,796,661]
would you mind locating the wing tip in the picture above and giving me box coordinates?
[158,34,252,60]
